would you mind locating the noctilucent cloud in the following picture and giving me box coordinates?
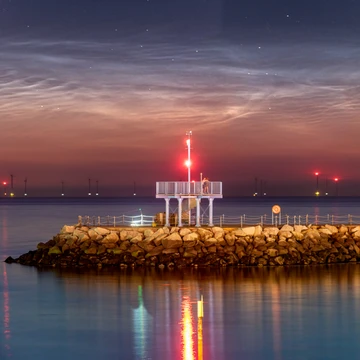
[1,0,360,196]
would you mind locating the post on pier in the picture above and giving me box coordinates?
[178,198,183,227]
[196,198,201,227]
[208,198,214,226]
[165,198,170,227]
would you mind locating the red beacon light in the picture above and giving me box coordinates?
[334,178,339,182]
[3,181,7,185]
[185,160,191,168]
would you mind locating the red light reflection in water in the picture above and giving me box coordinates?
[3,263,11,356]
[181,296,195,360]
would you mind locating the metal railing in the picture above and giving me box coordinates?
[78,215,155,227]
[78,213,360,227]
[156,181,222,197]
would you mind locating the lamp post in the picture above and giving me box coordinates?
[314,172,320,196]
[186,131,192,225]
[24,178,27,197]
[334,178,339,196]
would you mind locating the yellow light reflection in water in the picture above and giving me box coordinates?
[181,296,195,360]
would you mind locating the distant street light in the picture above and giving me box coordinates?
[314,172,320,196]
[334,178,339,196]
[3,181,7,196]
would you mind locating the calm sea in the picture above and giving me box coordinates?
[1,197,360,359]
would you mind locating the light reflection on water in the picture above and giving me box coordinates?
[181,296,195,360]
[1,265,360,358]
[2,264,11,357]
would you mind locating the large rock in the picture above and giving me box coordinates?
[147,246,164,256]
[88,229,102,240]
[60,225,75,234]
[183,248,198,257]
[324,225,338,234]
[225,234,236,246]
[254,226,263,236]
[101,232,119,243]
[183,232,199,241]
[137,241,155,252]
[153,234,168,247]
[267,249,278,257]
[204,238,218,247]
[49,246,62,255]
[179,228,192,236]
[305,229,321,242]
[145,228,165,242]
[263,227,279,236]
[93,227,110,236]
[241,227,256,236]
[232,229,247,237]
[294,225,308,233]
[161,233,183,249]
[197,228,213,240]
[280,224,294,232]
[144,229,154,237]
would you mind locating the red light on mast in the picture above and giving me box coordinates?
[314,172,319,176]
[334,178,339,182]
[3,182,6,185]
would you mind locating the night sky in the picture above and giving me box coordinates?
[1,0,360,196]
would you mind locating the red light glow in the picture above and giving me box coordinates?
[334,178,339,182]
[3,182,6,185]
[185,160,191,168]
[314,172,319,176]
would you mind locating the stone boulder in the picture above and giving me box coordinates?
[102,231,119,243]
[49,246,62,255]
[263,227,279,236]
[325,224,338,234]
[179,228,192,236]
[161,232,183,249]
[241,227,256,236]
[280,224,294,232]
[93,227,110,236]
[204,238,218,247]
[60,225,75,234]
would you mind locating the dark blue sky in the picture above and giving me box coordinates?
[1,0,360,196]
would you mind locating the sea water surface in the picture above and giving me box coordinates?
[1,197,360,359]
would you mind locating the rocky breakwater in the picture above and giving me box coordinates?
[5,224,360,268]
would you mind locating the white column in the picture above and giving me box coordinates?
[196,198,201,227]
[165,198,170,227]
[208,198,214,226]
[178,198,183,227]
